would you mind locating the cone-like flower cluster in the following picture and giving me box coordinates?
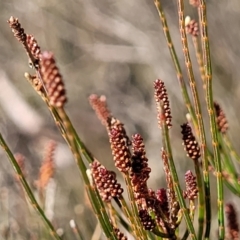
[225,203,239,240]
[108,117,131,173]
[90,160,123,202]
[36,141,56,189]
[183,170,198,201]
[40,51,67,108]
[26,34,41,65]
[155,188,169,216]
[130,134,151,203]
[181,123,201,161]
[154,79,172,129]
[89,94,111,127]
[214,102,229,134]
[185,17,199,37]
[8,16,26,43]
[108,117,131,146]
[138,209,156,231]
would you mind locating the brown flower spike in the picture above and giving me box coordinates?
[154,79,172,129]
[183,170,198,201]
[130,134,151,199]
[40,51,67,108]
[90,160,123,202]
[181,123,201,160]
[26,34,41,66]
[109,122,131,173]
[8,16,26,43]
[36,141,56,192]
[138,209,156,231]
[214,102,229,134]
[36,141,56,190]
[89,94,112,127]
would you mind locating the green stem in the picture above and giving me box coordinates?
[153,0,197,129]
[0,133,62,240]
[62,113,94,164]
[219,135,238,178]
[218,135,240,193]
[177,2,211,239]
[181,229,189,240]
[223,135,240,164]
[124,175,147,240]
[70,220,84,240]
[159,104,197,240]
[198,1,225,239]
[193,160,204,240]
[118,197,139,238]
[192,36,206,88]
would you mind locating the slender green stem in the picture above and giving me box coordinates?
[111,203,131,233]
[181,229,189,240]
[118,197,139,238]
[198,1,225,239]
[70,220,84,240]
[152,228,173,239]
[218,135,240,194]
[107,202,118,227]
[177,2,211,238]
[153,0,197,129]
[192,36,206,88]
[124,175,147,240]
[62,114,94,164]
[0,134,62,240]
[159,104,197,240]
[189,200,195,222]
[207,153,240,197]
[223,135,240,163]
[193,160,204,240]
[218,135,238,178]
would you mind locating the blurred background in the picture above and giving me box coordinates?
[0,0,240,239]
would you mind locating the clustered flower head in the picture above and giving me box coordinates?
[155,188,169,215]
[130,133,151,202]
[26,34,41,67]
[36,141,56,190]
[138,209,156,231]
[185,16,199,37]
[154,79,172,129]
[181,123,201,161]
[108,117,131,173]
[90,160,123,202]
[89,94,112,127]
[8,16,26,43]
[40,51,67,108]
[183,170,198,201]
[214,102,229,134]
[108,117,131,146]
